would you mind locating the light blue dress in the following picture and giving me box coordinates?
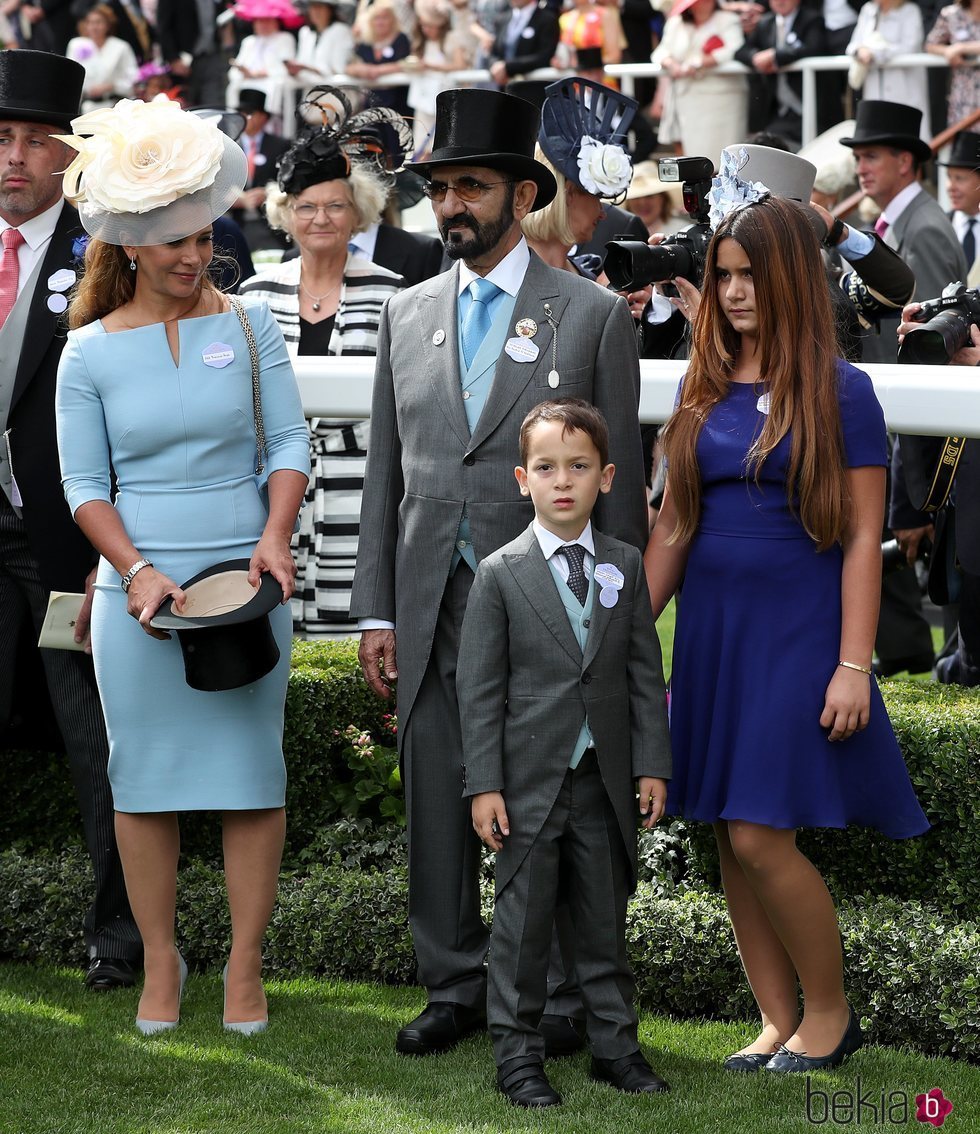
[56,299,310,813]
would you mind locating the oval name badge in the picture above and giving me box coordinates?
[594,562,624,590]
[505,336,539,363]
[48,268,76,293]
[599,586,620,608]
[203,342,235,368]
[254,152,267,166]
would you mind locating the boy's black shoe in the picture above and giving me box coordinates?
[590,1051,670,1093]
[497,1056,562,1107]
[84,957,138,991]
[395,1002,486,1055]
[540,1013,586,1057]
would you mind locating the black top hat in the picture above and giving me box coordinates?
[150,559,284,692]
[406,88,557,211]
[939,132,980,172]
[504,79,549,111]
[0,50,84,131]
[839,100,931,164]
[238,88,269,116]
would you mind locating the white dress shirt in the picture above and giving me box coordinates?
[534,519,596,585]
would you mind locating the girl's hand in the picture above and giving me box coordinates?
[127,568,186,640]
[819,666,872,742]
[250,533,297,603]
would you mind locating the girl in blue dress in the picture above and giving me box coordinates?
[55,98,310,1037]
[645,195,928,1073]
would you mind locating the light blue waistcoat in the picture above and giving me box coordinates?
[546,557,597,769]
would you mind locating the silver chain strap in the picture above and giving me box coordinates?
[230,296,267,476]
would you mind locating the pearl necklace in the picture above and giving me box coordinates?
[300,277,341,313]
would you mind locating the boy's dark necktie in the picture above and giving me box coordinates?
[560,544,588,605]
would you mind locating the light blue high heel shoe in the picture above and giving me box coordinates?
[222,963,268,1036]
[136,950,188,1036]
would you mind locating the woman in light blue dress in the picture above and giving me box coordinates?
[54,97,309,1037]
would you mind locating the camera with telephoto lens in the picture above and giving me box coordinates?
[603,156,714,295]
[896,283,980,366]
[881,536,931,577]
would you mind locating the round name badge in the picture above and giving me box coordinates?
[504,336,539,363]
[47,268,76,293]
[599,586,619,609]
[254,152,267,166]
[757,391,771,415]
[515,318,537,338]
[46,293,68,314]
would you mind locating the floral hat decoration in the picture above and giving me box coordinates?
[56,95,247,246]
[277,86,413,196]
[538,76,637,202]
[707,145,817,230]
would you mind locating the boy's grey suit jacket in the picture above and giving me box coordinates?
[350,252,648,728]
[456,524,672,896]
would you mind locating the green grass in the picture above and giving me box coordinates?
[0,964,976,1134]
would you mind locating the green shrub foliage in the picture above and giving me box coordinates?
[2,847,977,1060]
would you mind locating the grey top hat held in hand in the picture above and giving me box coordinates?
[405,87,557,211]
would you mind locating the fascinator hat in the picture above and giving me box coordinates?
[277,86,413,196]
[538,77,637,202]
[707,145,816,229]
[56,95,247,247]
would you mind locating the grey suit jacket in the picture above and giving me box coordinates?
[351,251,648,725]
[456,524,671,895]
[863,189,967,364]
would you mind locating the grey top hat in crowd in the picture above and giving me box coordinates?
[939,132,980,172]
[839,100,932,165]
[151,559,284,692]
[720,144,817,203]
[405,88,557,211]
[0,49,84,130]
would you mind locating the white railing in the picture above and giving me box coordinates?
[294,357,980,438]
[332,54,974,149]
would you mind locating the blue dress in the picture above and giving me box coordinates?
[666,363,929,839]
[56,300,310,813]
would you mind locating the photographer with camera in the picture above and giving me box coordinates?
[891,301,980,686]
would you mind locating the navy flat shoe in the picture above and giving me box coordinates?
[765,1007,863,1073]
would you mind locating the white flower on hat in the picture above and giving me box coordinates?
[57,96,224,216]
[576,136,632,199]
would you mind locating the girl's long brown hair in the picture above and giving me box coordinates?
[660,195,848,551]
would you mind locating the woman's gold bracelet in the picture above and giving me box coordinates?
[838,660,873,676]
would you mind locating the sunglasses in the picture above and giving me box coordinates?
[421,176,516,202]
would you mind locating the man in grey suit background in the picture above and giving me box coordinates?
[351,87,647,1056]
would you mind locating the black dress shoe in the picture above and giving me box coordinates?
[723,1051,774,1073]
[873,652,934,678]
[590,1051,669,1093]
[540,1013,586,1058]
[497,1056,562,1108]
[765,1007,863,1073]
[395,1002,486,1055]
[84,957,139,991]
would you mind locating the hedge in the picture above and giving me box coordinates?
[3,645,977,912]
[2,847,977,1062]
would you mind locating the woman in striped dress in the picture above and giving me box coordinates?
[240,89,409,636]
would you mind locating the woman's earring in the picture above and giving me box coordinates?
[129,258,136,271]
[284,233,292,244]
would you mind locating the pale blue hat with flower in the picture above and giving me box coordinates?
[538,77,637,202]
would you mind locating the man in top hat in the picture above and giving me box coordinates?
[940,132,980,288]
[352,86,646,1059]
[0,50,140,986]
[230,88,291,253]
[842,101,967,678]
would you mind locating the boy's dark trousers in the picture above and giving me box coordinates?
[488,750,639,1066]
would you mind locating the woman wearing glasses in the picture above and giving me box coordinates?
[240,88,411,637]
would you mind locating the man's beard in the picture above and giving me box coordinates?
[440,187,515,262]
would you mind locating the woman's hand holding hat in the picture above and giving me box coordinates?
[127,568,187,640]
[249,533,297,603]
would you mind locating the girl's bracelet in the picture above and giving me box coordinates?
[838,660,873,676]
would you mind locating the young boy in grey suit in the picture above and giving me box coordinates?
[456,399,672,1108]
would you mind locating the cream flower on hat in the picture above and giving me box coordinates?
[576,136,632,199]
[57,95,224,216]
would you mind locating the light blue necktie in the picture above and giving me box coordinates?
[461,277,500,369]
